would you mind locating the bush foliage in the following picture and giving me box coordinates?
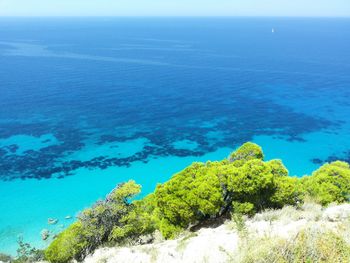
[45,180,149,263]
[302,161,350,205]
[45,142,350,262]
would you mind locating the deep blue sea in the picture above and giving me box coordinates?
[0,17,349,254]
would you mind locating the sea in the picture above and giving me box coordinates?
[0,17,349,254]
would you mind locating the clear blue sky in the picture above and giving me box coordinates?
[0,0,349,17]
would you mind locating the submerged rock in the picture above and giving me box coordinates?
[41,229,50,240]
[48,218,58,225]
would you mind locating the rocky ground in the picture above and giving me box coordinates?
[83,203,350,263]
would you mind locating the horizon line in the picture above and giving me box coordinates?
[0,15,349,18]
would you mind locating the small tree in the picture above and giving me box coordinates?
[155,162,225,238]
[227,159,275,212]
[302,161,350,205]
[45,180,142,262]
[229,142,264,164]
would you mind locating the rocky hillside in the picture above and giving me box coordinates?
[84,203,350,263]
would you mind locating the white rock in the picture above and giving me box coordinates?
[323,203,350,221]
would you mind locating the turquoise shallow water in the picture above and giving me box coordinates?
[0,17,350,254]
[0,148,232,253]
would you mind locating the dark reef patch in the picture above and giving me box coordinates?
[0,94,334,181]
[323,151,350,164]
[311,158,323,165]
[311,150,350,167]
[0,124,87,181]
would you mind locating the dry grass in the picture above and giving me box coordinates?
[252,203,323,224]
[235,203,350,263]
[236,227,350,263]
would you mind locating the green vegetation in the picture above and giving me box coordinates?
[44,142,350,262]
[0,238,45,263]
[44,180,152,263]
[0,253,12,263]
[301,161,350,205]
[44,222,87,263]
[229,142,264,163]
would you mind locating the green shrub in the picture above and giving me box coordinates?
[45,180,143,262]
[226,159,275,212]
[232,201,255,215]
[302,161,350,205]
[154,162,225,238]
[79,180,142,245]
[229,142,264,164]
[110,193,158,243]
[158,218,184,239]
[271,176,303,208]
[44,222,87,263]
[266,159,289,177]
